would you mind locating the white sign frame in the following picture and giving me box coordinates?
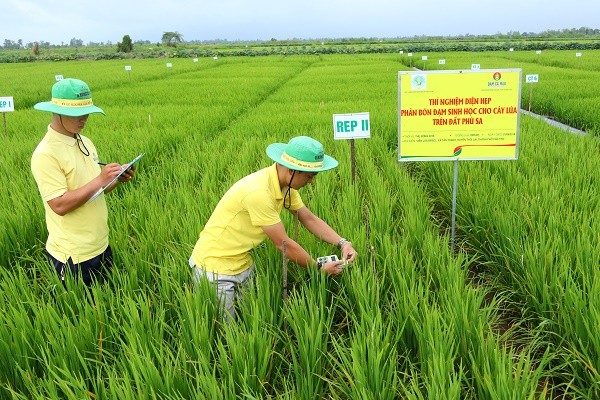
[0,97,14,112]
[526,74,539,83]
[333,112,371,140]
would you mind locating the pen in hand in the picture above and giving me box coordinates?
[99,161,127,172]
[98,162,123,169]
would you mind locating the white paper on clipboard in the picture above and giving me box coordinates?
[89,153,144,202]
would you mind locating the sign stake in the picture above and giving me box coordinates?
[350,139,356,183]
[529,84,533,112]
[450,159,459,252]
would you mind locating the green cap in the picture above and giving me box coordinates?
[34,78,105,117]
[266,136,338,172]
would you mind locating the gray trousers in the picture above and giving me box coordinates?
[190,257,254,321]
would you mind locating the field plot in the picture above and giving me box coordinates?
[1,53,599,398]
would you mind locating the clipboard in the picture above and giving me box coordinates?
[89,153,144,202]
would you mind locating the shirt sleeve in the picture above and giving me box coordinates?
[243,189,282,227]
[31,152,68,202]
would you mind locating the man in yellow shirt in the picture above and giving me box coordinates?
[190,135,357,320]
[31,78,135,285]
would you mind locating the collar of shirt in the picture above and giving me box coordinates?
[47,124,77,147]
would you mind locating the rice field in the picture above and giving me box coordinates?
[1,50,600,398]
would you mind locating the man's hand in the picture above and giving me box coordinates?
[99,163,123,186]
[117,164,135,183]
[340,241,357,263]
[320,259,345,276]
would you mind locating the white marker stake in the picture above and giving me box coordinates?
[333,112,370,183]
[0,96,14,137]
[526,74,539,111]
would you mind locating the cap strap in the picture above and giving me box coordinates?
[51,98,94,107]
[281,152,323,170]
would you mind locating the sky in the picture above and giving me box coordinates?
[2,0,599,45]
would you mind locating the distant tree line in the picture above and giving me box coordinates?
[1,37,154,50]
[1,27,599,63]
[2,27,600,50]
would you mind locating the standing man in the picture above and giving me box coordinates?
[189,135,357,320]
[31,78,135,285]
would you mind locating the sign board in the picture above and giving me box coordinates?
[166,63,173,68]
[422,55,428,61]
[439,59,446,65]
[333,112,370,139]
[525,74,539,83]
[399,51,404,54]
[125,66,132,71]
[471,64,480,70]
[509,48,514,52]
[536,50,542,55]
[55,75,64,81]
[193,58,199,62]
[576,52,582,57]
[0,97,14,112]
[407,53,413,57]
[398,69,522,161]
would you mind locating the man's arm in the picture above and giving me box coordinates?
[295,206,357,263]
[47,163,123,216]
[262,221,343,275]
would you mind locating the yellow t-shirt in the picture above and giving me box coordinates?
[191,164,304,275]
[31,126,109,263]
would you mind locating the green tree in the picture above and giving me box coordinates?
[161,31,183,47]
[69,38,83,47]
[117,35,134,53]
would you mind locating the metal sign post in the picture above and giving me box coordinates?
[450,160,459,252]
